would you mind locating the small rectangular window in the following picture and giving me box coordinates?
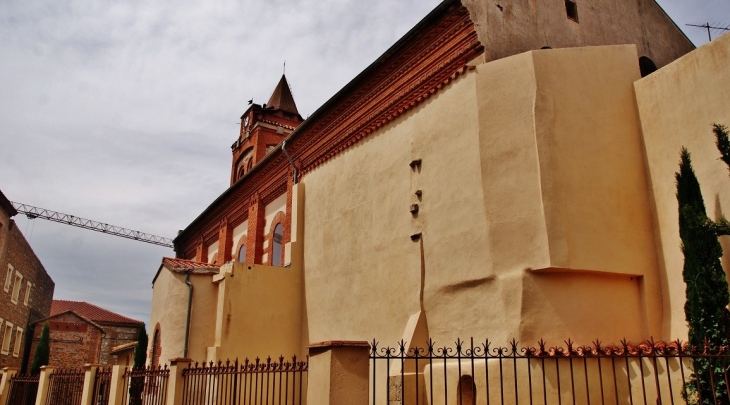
[11,272,23,304]
[24,282,32,306]
[565,0,579,22]
[4,264,13,292]
[12,327,23,357]
[1,322,13,355]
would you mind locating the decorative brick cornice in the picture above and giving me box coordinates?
[175,0,483,255]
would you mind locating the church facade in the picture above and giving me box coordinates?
[147,0,730,367]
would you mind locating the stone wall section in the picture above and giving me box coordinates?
[98,324,139,365]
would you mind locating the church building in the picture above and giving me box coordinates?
[147,0,730,368]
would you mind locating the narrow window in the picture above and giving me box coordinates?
[639,56,657,77]
[237,244,246,262]
[4,264,13,292]
[11,272,23,304]
[565,0,578,22]
[151,328,161,367]
[272,223,283,267]
[1,322,13,355]
[24,282,31,306]
[12,327,23,357]
[458,375,477,405]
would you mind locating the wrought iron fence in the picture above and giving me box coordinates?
[92,367,112,405]
[121,365,169,405]
[369,338,730,405]
[45,368,85,405]
[5,373,39,405]
[181,356,308,405]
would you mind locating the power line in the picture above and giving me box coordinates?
[10,202,174,248]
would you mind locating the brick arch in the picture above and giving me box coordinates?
[234,233,248,263]
[265,211,287,266]
[150,323,162,368]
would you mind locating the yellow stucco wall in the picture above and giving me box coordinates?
[302,44,663,348]
[208,261,303,362]
[635,32,730,340]
[149,269,217,364]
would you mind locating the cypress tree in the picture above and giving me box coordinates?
[133,324,148,369]
[713,124,730,172]
[677,148,730,403]
[30,322,50,375]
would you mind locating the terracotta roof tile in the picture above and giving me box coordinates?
[110,342,137,354]
[161,257,219,271]
[50,300,143,325]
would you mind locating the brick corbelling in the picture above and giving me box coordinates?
[175,2,482,257]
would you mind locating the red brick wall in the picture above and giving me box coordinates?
[29,313,102,369]
[0,218,54,370]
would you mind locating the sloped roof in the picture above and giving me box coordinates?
[151,257,220,285]
[51,300,143,325]
[0,189,17,217]
[110,341,137,354]
[32,309,105,332]
[266,74,299,116]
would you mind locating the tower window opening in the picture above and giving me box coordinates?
[565,0,579,22]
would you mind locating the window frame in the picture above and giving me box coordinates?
[11,271,23,304]
[4,264,13,292]
[271,223,284,267]
[12,327,23,357]
[24,281,32,306]
[1,322,14,355]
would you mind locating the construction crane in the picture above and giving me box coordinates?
[10,202,174,248]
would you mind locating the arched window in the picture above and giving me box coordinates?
[237,244,246,262]
[639,56,657,77]
[272,223,283,267]
[457,375,476,405]
[151,327,161,368]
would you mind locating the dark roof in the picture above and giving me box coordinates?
[266,74,299,116]
[0,189,17,217]
[51,300,143,325]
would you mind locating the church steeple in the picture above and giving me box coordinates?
[229,75,304,186]
[266,75,300,117]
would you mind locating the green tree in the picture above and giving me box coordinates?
[130,324,148,405]
[30,322,50,375]
[677,147,730,403]
[713,124,730,171]
[133,324,148,369]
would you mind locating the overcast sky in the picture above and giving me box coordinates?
[0,0,728,327]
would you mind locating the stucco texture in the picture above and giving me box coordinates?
[635,32,730,340]
[303,44,663,348]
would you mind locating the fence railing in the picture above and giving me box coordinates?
[369,338,730,405]
[122,365,170,405]
[45,368,85,405]
[92,367,112,405]
[181,356,308,405]
[5,373,39,405]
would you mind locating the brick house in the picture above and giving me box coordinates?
[0,189,55,371]
[29,300,143,368]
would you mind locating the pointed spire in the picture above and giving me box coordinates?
[266,74,299,116]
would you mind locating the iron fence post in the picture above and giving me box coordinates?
[33,366,54,405]
[79,364,99,405]
[167,357,192,405]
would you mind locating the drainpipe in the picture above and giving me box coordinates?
[183,273,193,358]
[281,140,299,184]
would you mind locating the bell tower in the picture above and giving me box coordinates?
[230,75,304,185]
